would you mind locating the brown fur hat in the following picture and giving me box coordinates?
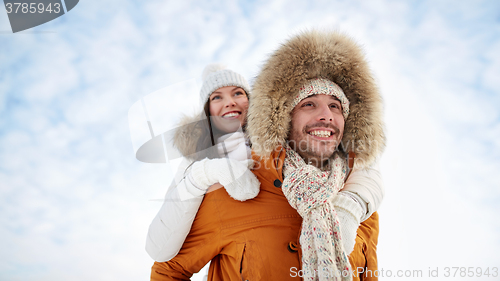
[247,30,385,168]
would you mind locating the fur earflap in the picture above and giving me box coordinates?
[247,30,385,168]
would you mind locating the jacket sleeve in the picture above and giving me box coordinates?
[150,190,222,280]
[146,136,251,262]
[343,159,384,222]
[146,159,204,262]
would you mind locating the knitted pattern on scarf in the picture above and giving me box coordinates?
[282,145,352,280]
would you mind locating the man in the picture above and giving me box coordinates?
[246,30,385,280]
[151,30,384,280]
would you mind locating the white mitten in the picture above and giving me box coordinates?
[188,158,259,201]
[219,159,259,201]
[332,192,364,255]
[217,132,251,161]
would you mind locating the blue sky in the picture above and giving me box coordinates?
[1,0,499,280]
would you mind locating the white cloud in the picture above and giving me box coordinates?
[1,0,499,280]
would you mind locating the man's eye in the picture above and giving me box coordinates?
[330,103,340,109]
[303,102,313,107]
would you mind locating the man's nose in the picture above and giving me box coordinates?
[317,104,334,122]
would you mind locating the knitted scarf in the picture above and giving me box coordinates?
[282,145,351,280]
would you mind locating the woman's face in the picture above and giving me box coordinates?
[208,86,249,133]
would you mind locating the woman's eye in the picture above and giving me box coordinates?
[235,91,244,96]
[211,95,221,101]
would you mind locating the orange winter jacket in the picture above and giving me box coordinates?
[151,150,379,281]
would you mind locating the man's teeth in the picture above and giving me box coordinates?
[309,130,332,138]
[223,112,240,118]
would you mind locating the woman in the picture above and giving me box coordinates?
[146,64,260,261]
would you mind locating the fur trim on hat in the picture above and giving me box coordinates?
[172,114,204,158]
[247,30,385,169]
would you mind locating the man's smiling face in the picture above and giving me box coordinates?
[288,94,345,167]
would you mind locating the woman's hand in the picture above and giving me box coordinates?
[189,158,260,201]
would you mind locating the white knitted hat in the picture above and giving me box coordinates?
[291,78,350,119]
[199,63,251,103]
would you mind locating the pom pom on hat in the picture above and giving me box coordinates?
[199,63,251,103]
[202,63,227,81]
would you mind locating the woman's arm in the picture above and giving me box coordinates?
[146,159,205,262]
[332,160,384,255]
[150,190,223,280]
[146,155,259,261]
[146,181,205,262]
[342,160,384,221]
